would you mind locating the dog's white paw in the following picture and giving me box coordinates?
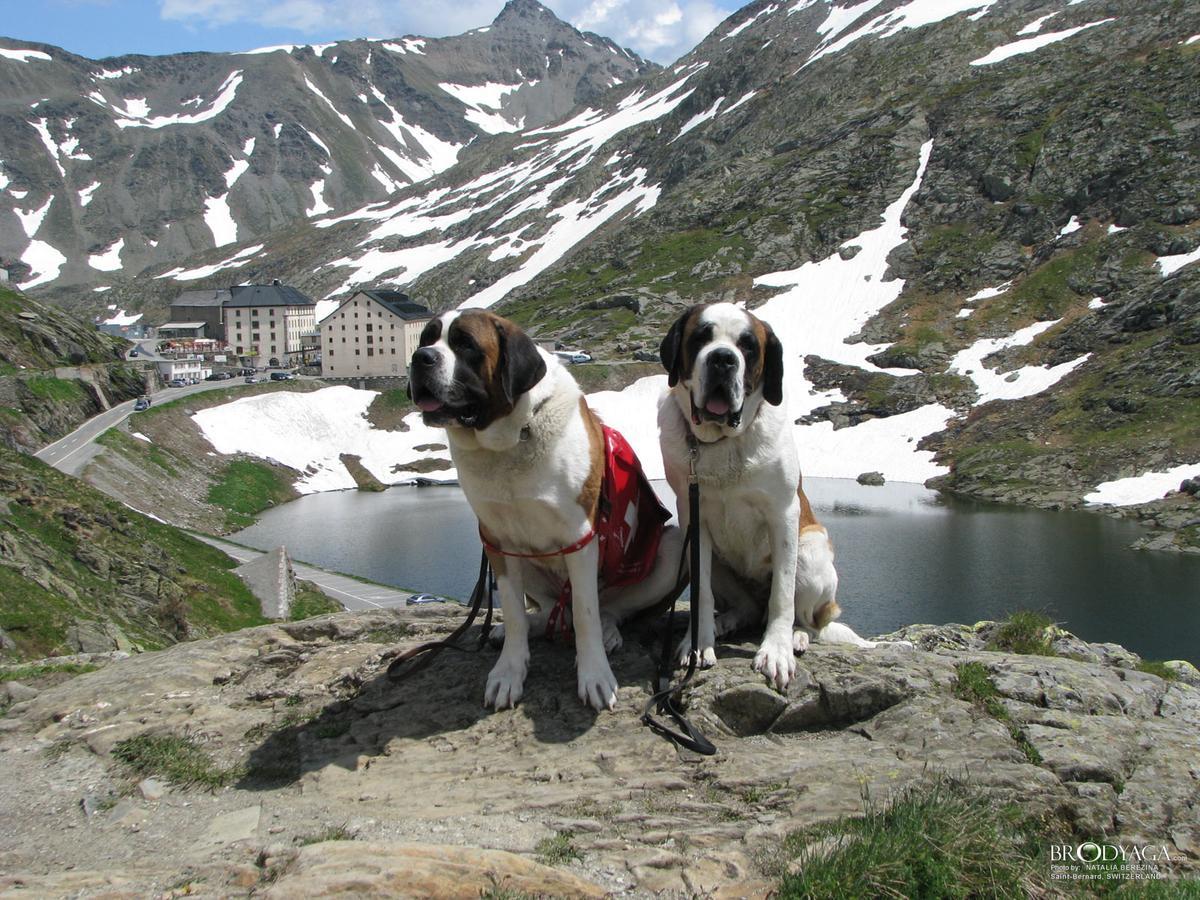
[792,629,811,654]
[577,656,618,711]
[484,653,528,710]
[600,612,623,654]
[675,635,717,669]
[754,632,797,691]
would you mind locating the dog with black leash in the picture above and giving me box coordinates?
[657,302,904,692]
[406,309,682,711]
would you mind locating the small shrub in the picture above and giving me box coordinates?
[534,831,581,866]
[112,733,238,789]
[987,610,1056,656]
[777,781,1048,899]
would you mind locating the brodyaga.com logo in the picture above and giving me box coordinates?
[1050,842,1177,882]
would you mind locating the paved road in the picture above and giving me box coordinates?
[193,535,412,611]
[33,369,407,612]
[35,377,263,476]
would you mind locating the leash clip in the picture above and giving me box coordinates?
[686,434,699,484]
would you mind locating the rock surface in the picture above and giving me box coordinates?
[0,607,1196,896]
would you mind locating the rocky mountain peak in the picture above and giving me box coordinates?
[493,0,558,26]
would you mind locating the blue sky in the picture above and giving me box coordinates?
[3,0,743,64]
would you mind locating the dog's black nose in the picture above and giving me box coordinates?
[708,347,738,371]
[411,347,438,369]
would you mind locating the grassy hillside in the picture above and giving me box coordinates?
[0,445,267,661]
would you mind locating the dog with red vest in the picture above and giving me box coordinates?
[408,309,680,712]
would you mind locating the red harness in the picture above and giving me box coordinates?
[479,425,670,639]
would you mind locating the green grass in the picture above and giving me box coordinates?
[22,376,85,403]
[987,610,1056,657]
[775,781,1052,899]
[954,662,1042,765]
[207,459,296,530]
[290,581,343,621]
[97,427,180,476]
[1134,660,1179,682]
[534,831,581,867]
[296,824,353,846]
[112,733,239,789]
[0,662,97,682]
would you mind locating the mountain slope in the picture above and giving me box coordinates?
[0,0,653,294]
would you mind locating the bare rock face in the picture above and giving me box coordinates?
[265,842,608,898]
[0,608,1196,895]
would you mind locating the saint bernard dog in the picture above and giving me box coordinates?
[409,309,682,712]
[658,302,897,691]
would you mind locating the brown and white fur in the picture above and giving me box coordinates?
[658,302,897,691]
[409,309,682,711]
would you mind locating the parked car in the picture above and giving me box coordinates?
[205,372,233,381]
[269,371,294,381]
[244,375,258,384]
[554,350,592,364]
[168,378,187,387]
[128,349,139,358]
[133,397,150,411]
[240,368,256,377]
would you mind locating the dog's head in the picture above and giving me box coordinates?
[659,303,784,438]
[408,309,546,430]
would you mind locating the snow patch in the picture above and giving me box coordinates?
[0,48,51,62]
[304,75,355,129]
[156,243,263,281]
[722,4,779,41]
[110,71,243,128]
[1017,11,1060,35]
[673,97,724,141]
[1156,245,1200,278]
[89,237,125,272]
[192,386,456,492]
[970,19,1115,66]
[1057,216,1082,237]
[101,308,142,326]
[966,281,1011,302]
[804,0,995,70]
[306,180,332,217]
[948,319,1090,403]
[1084,463,1200,507]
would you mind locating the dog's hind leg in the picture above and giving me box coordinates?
[598,524,685,653]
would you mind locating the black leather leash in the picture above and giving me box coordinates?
[640,438,717,756]
[385,550,495,682]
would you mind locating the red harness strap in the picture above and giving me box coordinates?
[480,424,670,641]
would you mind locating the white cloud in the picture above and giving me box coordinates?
[159,0,738,63]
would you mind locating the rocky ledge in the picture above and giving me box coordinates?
[0,607,1197,897]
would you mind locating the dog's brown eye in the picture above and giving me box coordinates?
[737,333,759,355]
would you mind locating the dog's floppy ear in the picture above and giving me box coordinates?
[496,319,546,405]
[659,311,689,387]
[763,323,784,406]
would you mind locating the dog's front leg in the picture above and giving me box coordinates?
[754,500,799,690]
[676,520,718,668]
[564,541,618,711]
[484,554,530,710]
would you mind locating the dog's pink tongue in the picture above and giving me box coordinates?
[705,398,730,416]
[417,398,444,413]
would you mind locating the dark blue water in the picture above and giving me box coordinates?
[233,479,1200,663]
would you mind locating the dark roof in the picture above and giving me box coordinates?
[172,289,231,308]
[361,290,433,321]
[225,283,315,309]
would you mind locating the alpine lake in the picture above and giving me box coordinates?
[232,478,1200,664]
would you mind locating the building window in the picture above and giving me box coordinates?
[355,349,360,356]
[271,332,276,340]
[391,348,396,354]
[252,332,260,341]
[367,347,374,357]
[366,323,373,332]
[329,349,333,356]
[366,335,373,344]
